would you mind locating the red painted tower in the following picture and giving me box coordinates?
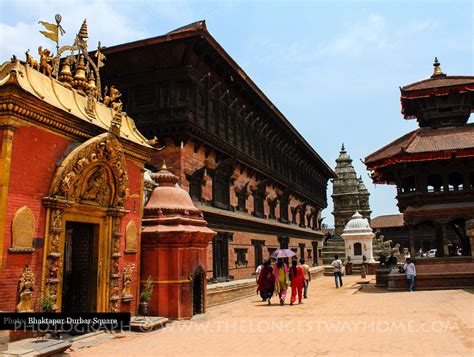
[141,165,215,319]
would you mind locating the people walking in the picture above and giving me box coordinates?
[256,260,275,304]
[274,259,289,305]
[255,259,265,281]
[289,260,305,305]
[300,258,311,298]
[403,258,416,292]
[331,255,343,288]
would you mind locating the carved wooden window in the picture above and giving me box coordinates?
[177,83,191,106]
[278,236,289,249]
[160,85,170,108]
[10,206,35,252]
[234,248,248,268]
[279,196,289,224]
[187,168,205,202]
[252,240,265,268]
[253,184,266,218]
[212,174,230,209]
[299,206,306,228]
[212,159,234,210]
[236,183,248,213]
[212,232,232,281]
[299,244,305,260]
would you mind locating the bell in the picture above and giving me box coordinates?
[59,57,73,83]
[74,55,87,82]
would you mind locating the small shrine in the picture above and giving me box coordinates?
[141,164,216,319]
[341,212,376,264]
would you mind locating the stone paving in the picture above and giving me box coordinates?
[69,276,474,356]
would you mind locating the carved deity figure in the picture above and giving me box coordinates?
[60,171,76,196]
[83,167,111,205]
[17,265,35,312]
[38,47,54,77]
[122,264,133,297]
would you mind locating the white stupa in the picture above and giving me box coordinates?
[341,211,375,263]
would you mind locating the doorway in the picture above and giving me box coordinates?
[62,222,99,313]
[192,267,205,316]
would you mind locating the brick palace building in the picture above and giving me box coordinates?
[101,21,336,282]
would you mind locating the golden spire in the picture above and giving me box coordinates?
[78,19,88,40]
[432,57,446,77]
[161,161,168,170]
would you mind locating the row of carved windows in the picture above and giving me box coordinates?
[399,171,474,194]
[187,167,320,228]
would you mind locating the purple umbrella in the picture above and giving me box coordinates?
[270,249,296,259]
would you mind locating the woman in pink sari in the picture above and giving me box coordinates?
[274,259,289,305]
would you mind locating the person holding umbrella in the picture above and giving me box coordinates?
[270,249,294,305]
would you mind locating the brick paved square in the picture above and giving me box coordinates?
[68,276,474,356]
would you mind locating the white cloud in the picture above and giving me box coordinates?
[0,0,193,61]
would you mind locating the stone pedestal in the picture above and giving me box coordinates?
[375,266,392,287]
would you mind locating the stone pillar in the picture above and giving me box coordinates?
[0,124,17,271]
[467,219,474,257]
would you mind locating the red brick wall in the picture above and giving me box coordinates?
[1,125,71,312]
[119,159,143,314]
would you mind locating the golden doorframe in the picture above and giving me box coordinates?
[41,131,129,313]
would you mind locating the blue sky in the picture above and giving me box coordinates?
[1,0,472,226]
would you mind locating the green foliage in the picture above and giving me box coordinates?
[40,296,54,312]
[140,275,154,302]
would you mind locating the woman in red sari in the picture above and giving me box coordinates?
[289,259,305,305]
[256,260,275,304]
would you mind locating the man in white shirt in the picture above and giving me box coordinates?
[331,255,343,288]
[403,258,416,292]
[300,259,311,298]
[255,259,265,282]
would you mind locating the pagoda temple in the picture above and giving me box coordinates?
[365,59,474,258]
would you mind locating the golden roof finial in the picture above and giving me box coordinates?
[432,57,445,77]
[161,161,168,170]
[78,19,88,40]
